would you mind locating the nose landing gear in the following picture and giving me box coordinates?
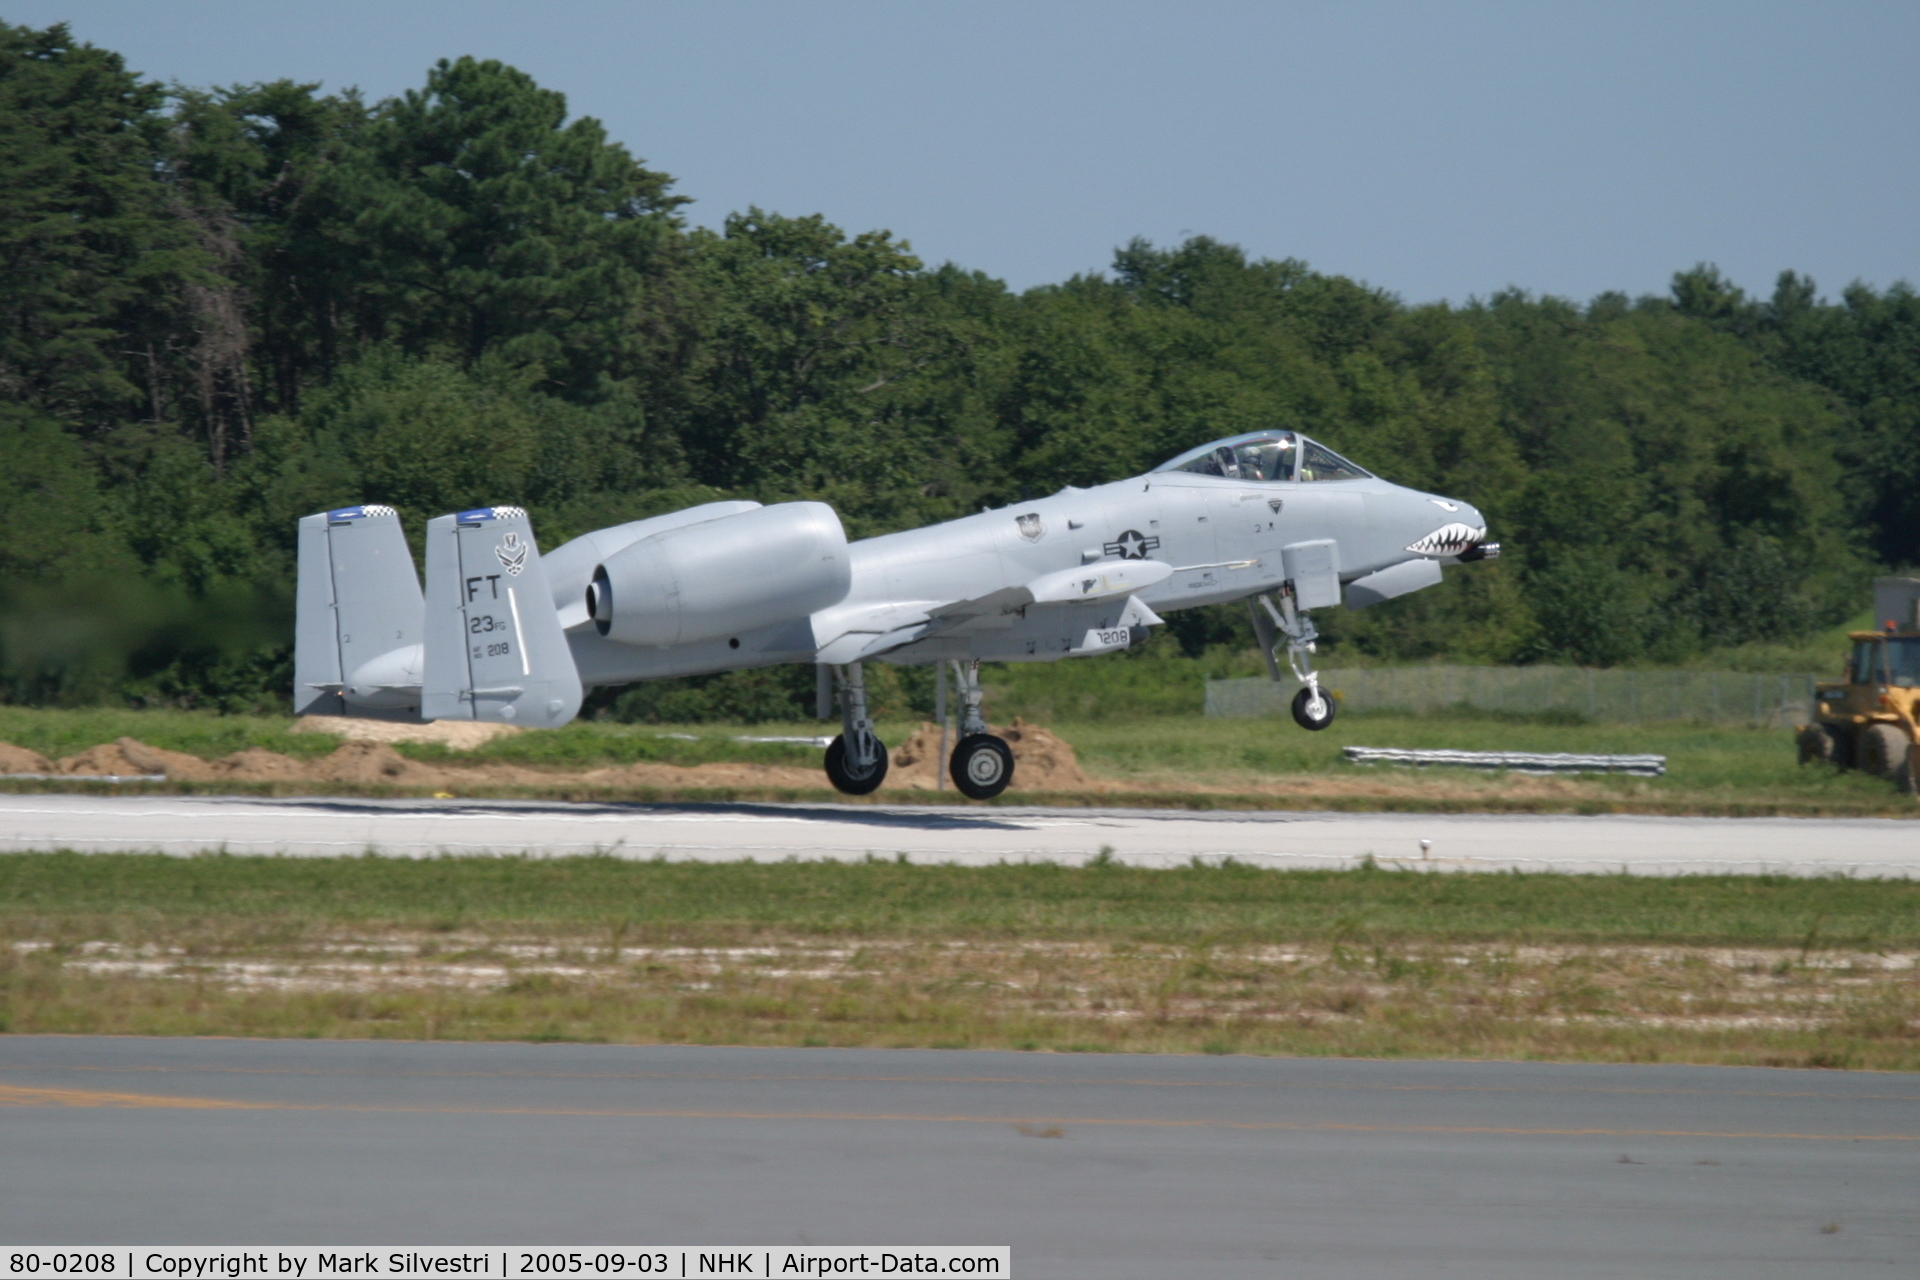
[1291,684,1336,731]
[1250,588,1336,731]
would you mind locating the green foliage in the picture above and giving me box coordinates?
[0,17,1912,714]
[0,23,203,426]
[985,644,1261,720]
[596,659,932,725]
[0,404,130,580]
[601,665,821,725]
[342,57,684,394]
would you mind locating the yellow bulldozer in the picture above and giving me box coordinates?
[1797,577,1920,793]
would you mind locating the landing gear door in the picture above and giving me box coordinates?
[1282,539,1342,610]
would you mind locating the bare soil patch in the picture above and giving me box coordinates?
[0,743,52,773]
[1,719,1107,797]
[11,930,1914,1067]
[887,718,1097,791]
[0,717,1892,816]
[289,716,524,749]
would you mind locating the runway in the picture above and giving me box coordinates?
[1,1037,1912,1277]
[1,792,1917,875]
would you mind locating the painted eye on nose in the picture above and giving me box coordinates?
[1429,499,1459,512]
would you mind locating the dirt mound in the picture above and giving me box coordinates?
[310,741,452,786]
[113,737,219,781]
[884,717,1096,792]
[290,716,522,750]
[579,760,824,791]
[212,747,310,781]
[22,717,1095,795]
[886,723,948,788]
[0,742,54,774]
[56,742,156,777]
[997,717,1097,790]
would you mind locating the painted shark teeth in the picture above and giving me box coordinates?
[1407,522,1487,557]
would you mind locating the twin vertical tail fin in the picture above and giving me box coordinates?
[421,506,583,728]
[294,505,425,720]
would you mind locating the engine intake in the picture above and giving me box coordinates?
[590,502,851,647]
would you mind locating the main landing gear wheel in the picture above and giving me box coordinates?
[1291,686,1336,731]
[950,733,1014,800]
[825,733,889,795]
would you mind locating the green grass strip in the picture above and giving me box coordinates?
[4,852,1914,948]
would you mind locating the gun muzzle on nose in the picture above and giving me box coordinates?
[1459,542,1500,562]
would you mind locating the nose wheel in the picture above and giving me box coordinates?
[1291,685,1336,731]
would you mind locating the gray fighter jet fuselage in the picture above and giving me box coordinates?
[295,429,1496,798]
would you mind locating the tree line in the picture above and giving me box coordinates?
[1,20,1914,714]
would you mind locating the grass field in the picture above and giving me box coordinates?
[1051,713,1907,810]
[2,853,1916,1069]
[0,703,1912,816]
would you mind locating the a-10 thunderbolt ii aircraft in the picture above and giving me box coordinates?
[294,428,1497,799]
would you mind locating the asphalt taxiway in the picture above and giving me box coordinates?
[0,792,1916,875]
[2,1037,1913,1277]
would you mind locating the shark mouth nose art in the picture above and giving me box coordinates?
[1407,522,1489,557]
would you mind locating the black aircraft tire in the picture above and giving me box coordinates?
[825,734,889,795]
[1291,686,1337,731]
[951,733,1015,800]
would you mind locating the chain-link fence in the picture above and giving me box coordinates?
[1205,666,1822,727]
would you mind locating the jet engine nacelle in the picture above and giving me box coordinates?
[588,501,852,647]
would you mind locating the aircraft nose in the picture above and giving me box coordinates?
[1449,498,1499,561]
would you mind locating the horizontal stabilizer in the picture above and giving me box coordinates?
[421,506,582,727]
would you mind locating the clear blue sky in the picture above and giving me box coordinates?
[19,0,1918,305]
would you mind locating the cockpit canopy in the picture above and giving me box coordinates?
[1154,430,1371,483]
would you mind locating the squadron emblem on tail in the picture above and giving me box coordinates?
[495,532,528,576]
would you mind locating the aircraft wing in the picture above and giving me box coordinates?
[811,600,944,664]
[811,560,1172,663]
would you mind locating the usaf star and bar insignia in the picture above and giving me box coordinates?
[1104,529,1160,560]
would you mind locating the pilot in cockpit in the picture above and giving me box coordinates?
[1167,431,1297,481]
[1158,430,1373,484]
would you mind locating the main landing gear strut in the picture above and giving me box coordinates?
[1250,588,1335,731]
[945,659,1014,800]
[820,659,1017,801]
[824,661,889,795]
